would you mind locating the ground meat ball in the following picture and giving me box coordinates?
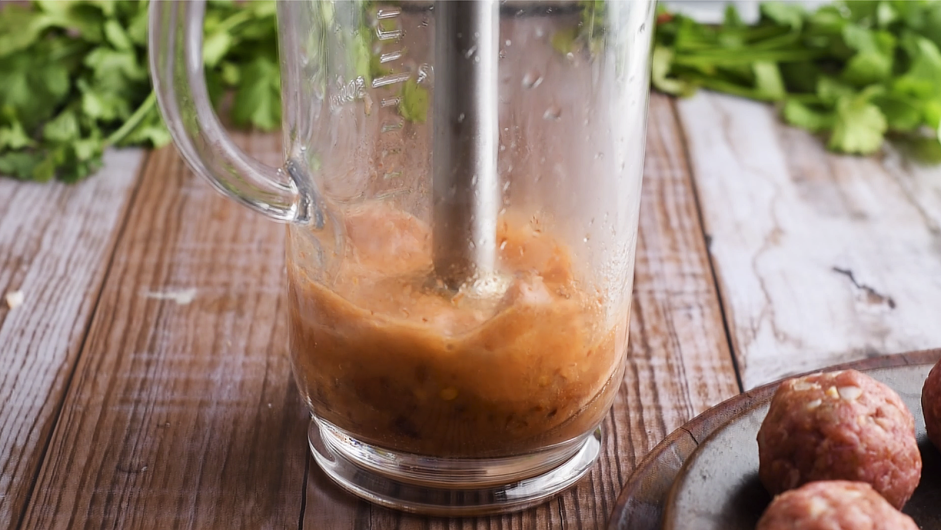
[922,358,941,451]
[756,481,918,530]
[757,370,921,509]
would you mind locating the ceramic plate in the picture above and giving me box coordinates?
[607,349,941,530]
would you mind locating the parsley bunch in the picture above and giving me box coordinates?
[0,0,430,183]
[654,1,941,155]
[0,0,279,183]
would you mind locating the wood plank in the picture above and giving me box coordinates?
[0,149,145,528]
[19,138,309,529]
[301,94,740,529]
[676,92,941,388]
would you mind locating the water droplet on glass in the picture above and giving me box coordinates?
[457,112,465,123]
[566,52,575,61]
[499,144,506,152]
[594,152,604,160]
[522,71,544,89]
[543,105,562,121]
[583,235,590,243]
[505,39,512,46]
[417,63,433,84]
[499,49,507,59]
[474,55,480,63]
[464,45,477,59]
[535,27,545,38]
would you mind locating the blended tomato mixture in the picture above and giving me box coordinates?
[288,203,627,457]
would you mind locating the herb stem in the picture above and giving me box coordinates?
[105,91,156,146]
[213,10,253,37]
[673,49,824,66]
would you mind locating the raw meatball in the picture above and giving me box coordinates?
[756,481,918,530]
[922,357,941,451]
[757,370,921,509]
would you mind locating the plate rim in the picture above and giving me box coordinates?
[606,348,941,530]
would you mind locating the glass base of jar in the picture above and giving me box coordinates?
[308,416,602,516]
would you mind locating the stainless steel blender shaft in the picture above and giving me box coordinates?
[432,0,500,290]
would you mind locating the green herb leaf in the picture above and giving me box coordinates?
[232,56,281,131]
[104,19,133,51]
[651,46,697,97]
[552,28,579,55]
[828,94,888,154]
[654,0,941,155]
[0,0,284,183]
[0,121,34,150]
[203,31,233,68]
[760,2,806,31]
[0,5,53,57]
[398,78,429,124]
[0,151,45,180]
[873,93,923,131]
[43,109,80,143]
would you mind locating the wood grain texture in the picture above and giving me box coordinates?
[300,94,740,529]
[0,149,144,529]
[19,137,309,529]
[677,92,941,389]
[16,94,737,529]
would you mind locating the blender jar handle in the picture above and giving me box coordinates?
[148,0,312,224]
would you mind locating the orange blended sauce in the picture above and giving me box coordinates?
[288,203,627,457]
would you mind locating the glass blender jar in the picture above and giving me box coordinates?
[150,0,655,515]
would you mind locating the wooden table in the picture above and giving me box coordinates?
[3,92,941,529]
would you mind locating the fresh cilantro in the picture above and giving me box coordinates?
[0,0,281,182]
[652,46,696,97]
[829,92,888,154]
[655,0,941,155]
[552,1,606,57]
[398,78,429,124]
[760,2,806,32]
[0,121,34,151]
[232,57,281,131]
[783,100,835,132]
[551,28,580,56]
[0,0,430,182]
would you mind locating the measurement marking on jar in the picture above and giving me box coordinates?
[376,8,401,19]
[372,72,410,88]
[383,171,403,180]
[377,27,402,41]
[380,50,404,63]
[382,121,404,133]
[380,97,401,108]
